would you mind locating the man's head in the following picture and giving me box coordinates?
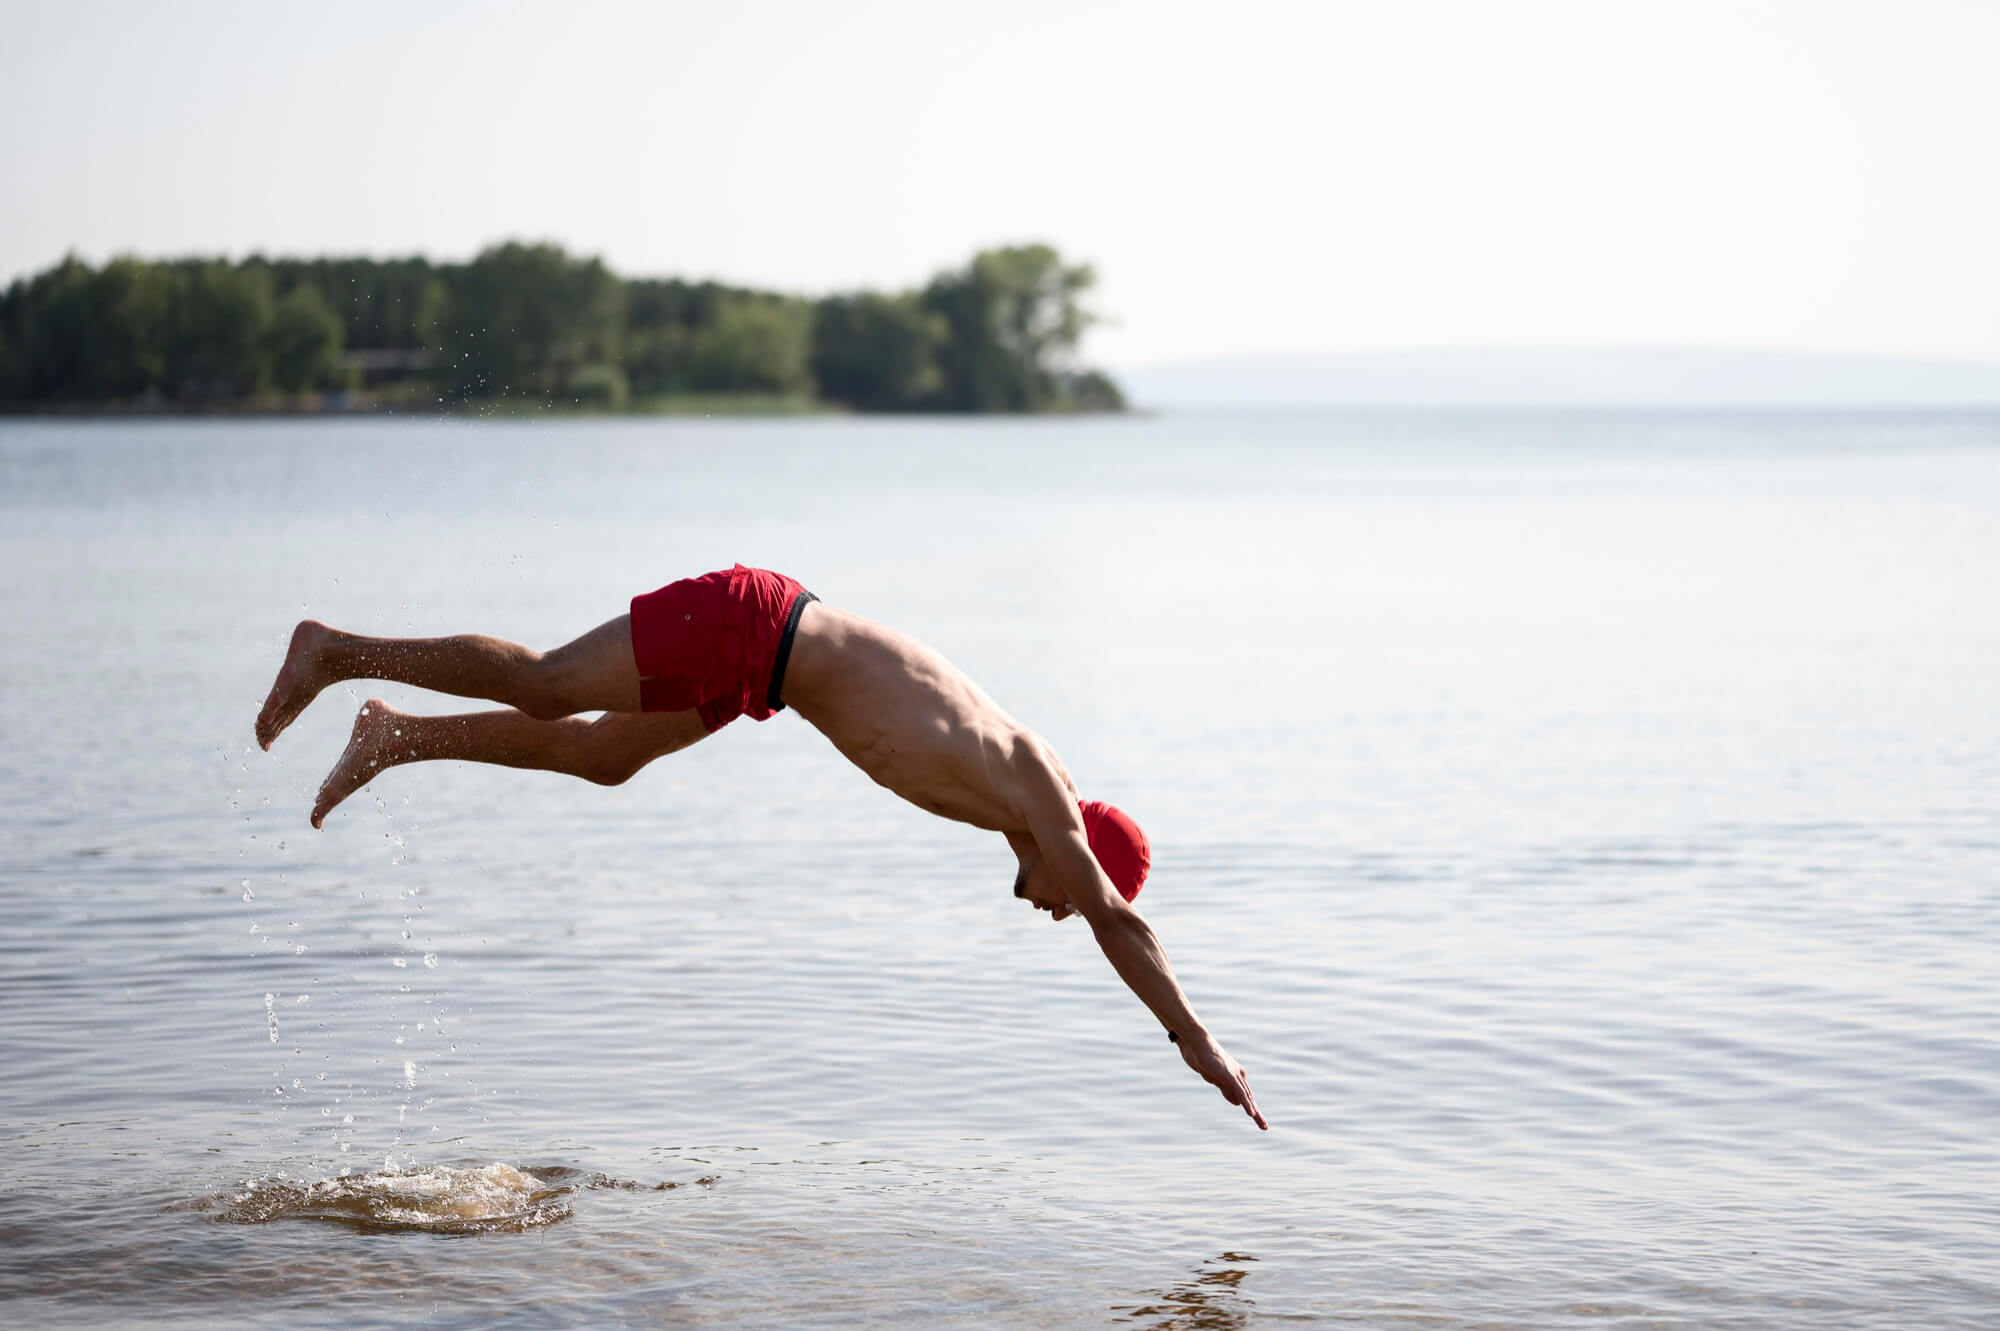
[1080,800,1150,901]
[1013,800,1151,921]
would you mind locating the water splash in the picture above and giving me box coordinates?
[197,1163,571,1234]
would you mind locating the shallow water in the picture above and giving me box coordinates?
[2,411,1998,1327]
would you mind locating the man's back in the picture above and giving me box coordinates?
[783,602,1075,833]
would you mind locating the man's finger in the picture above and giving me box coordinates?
[1239,1072,1268,1130]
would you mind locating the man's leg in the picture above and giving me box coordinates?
[310,699,711,827]
[257,615,641,749]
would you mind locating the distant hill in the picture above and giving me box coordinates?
[1114,349,2000,409]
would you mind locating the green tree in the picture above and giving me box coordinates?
[0,256,179,400]
[7,257,99,399]
[436,242,623,400]
[623,319,694,396]
[685,295,814,395]
[1057,369,1126,412]
[167,261,274,398]
[0,296,15,400]
[268,256,446,352]
[267,285,344,392]
[811,292,945,410]
[83,258,180,398]
[0,274,31,401]
[623,277,746,395]
[0,241,1125,413]
[921,244,1103,412]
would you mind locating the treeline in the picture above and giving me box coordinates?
[0,242,1124,413]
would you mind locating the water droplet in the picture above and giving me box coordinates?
[241,881,255,903]
[264,993,279,1043]
[422,952,440,969]
[391,957,408,969]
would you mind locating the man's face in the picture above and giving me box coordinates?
[1013,856,1075,922]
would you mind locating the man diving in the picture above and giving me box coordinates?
[256,563,1266,1129]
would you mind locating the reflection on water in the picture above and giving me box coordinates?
[1113,1252,1257,1330]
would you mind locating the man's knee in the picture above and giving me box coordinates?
[573,718,650,785]
[577,743,641,786]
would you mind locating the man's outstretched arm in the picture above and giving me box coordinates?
[1019,756,1268,1130]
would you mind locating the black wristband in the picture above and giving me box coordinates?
[1167,1030,1179,1044]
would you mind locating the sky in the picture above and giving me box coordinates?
[4,0,1998,370]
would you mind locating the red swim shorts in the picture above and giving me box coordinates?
[629,565,818,731]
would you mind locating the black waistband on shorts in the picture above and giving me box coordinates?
[766,588,818,713]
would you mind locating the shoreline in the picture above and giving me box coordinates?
[0,393,1138,420]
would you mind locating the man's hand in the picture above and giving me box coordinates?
[1008,745,1268,1131]
[1179,1032,1268,1130]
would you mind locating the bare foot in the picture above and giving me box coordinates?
[257,620,335,750]
[312,700,409,828]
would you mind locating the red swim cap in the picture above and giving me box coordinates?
[1080,800,1150,902]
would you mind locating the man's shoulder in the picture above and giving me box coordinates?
[999,729,1077,801]
[997,725,1052,765]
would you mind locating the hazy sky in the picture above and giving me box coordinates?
[4,0,1996,368]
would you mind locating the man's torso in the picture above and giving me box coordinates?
[778,602,1074,832]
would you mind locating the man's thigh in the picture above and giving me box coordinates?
[542,615,644,713]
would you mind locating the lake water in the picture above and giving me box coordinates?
[2,411,1997,1328]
